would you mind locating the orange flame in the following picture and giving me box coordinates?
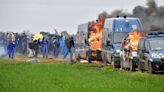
[123,31,147,51]
[88,16,105,51]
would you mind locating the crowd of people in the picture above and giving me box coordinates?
[0,31,75,64]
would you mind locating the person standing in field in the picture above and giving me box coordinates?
[22,33,28,55]
[7,33,16,60]
[53,37,60,58]
[58,35,65,57]
[33,39,40,57]
[42,37,49,58]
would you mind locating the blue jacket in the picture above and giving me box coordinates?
[59,37,65,47]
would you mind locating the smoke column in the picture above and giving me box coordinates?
[98,0,164,31]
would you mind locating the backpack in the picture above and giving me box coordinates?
[65,37,74,49]
[29,42,34,49]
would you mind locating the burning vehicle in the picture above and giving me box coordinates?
[137,31,164,73]
[120,31,147,71]
[76,16,143,65]
[87,16,106,63]
[103,17,143,67]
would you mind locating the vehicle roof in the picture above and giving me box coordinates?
[105,17,139,21]
[142,35,164,40]
[77,23,88,33]
[104,17,142,32]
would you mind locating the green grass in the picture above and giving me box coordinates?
[0,58,164,92]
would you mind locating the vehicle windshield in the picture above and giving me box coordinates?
[114,19,142,32]
[113,19,142,44]
[149,39,164,51]
[113,32,128,43]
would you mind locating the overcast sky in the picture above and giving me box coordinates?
[0,0,164,34]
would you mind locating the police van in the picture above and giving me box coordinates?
[137,31,164,73]
[103,17,143,67]
[75,23,88,61]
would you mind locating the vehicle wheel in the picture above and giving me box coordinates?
[86,56,91,63]
[120,51,126,70]
[138,60,144,72]
[148,62,155,74]
[120,56,124,70]
[102,52,107,66]
[112,57,117,68]
[76,54,80,62]
[129,59,135,71]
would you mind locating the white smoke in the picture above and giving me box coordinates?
[0,45,7,58]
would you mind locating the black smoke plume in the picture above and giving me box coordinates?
[98,0,164,31]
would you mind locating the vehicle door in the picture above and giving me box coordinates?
[103,23,113,61]
[138,38,145,68]
[142,40,150,69]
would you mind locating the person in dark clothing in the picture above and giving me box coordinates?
[65,36,75,64]
[15,33,19,52]
[33,40,40,57]
[22,33,28,55]
[53,37,60,58]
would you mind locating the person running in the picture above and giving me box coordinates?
[7,33,15,60]
[65,36,75,64]
[63,46,69,59]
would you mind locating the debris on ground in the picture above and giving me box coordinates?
[27,57,39,62]
[80,60,88,63]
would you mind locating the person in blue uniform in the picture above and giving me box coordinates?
[7,33,15,60]
[42,37,49,58]
[59,36,65,57]
[7,41,15,59]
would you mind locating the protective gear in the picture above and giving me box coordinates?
[65,37,74,49]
